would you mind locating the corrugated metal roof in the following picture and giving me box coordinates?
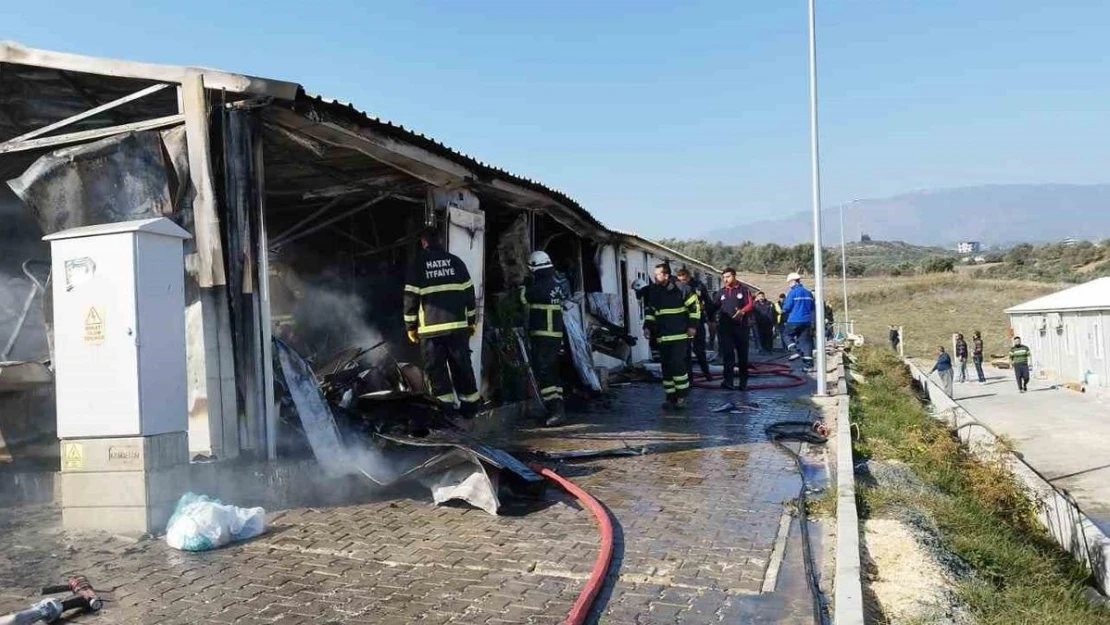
[1007,277,1110,314]
[298,92,609,233]
[614,229,720,274]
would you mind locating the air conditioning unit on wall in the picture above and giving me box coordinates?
[1048,312,1064,329]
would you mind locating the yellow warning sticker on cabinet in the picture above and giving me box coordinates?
[84,307,104,344]
[62,442,84,471]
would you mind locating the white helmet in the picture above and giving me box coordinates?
[631,276,649,292]
[528,250,553,271]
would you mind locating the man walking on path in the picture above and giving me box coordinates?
[930,345,954,396]
[752,291,776,354]
[972,330,986,383]
[955,333,969,383]
[781,273,816,366]
[643,263,700,409]
[715,268,754,391]
[1009,336,1032,392]
[889,325,900,353]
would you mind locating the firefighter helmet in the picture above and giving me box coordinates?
[528,250,553,271]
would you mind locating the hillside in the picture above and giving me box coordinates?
[709,184,1110,247]
[738,272,1059,360]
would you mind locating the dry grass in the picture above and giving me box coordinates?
[738,272,1060,359]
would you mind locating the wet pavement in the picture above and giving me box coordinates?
[0,373,827,624]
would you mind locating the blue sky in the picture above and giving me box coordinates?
[3,0,1108,238]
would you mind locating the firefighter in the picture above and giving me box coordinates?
[643,263,700,409]
[676,268,714,381]
[520,250,567,427]
[403,227,482,420]
[716,267,754,390]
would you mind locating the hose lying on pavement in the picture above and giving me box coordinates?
[766,421,830,625]
[531,464,615,625]
[691,359,809,390]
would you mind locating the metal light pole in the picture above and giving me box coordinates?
[808,0,828,395]
[839,201,850,325]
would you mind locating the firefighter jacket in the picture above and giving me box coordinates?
[687,277,713,322]
[520,269,565,339]
[404,246,476,338]
[643,278,700,343]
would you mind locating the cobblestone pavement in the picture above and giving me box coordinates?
[0,370,826,624]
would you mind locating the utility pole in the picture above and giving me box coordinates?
[840,201,851,325]
[808,0,828,395]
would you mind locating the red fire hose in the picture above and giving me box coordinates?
[691,359,808,390]
[531,465,614,625]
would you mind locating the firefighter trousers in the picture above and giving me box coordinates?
[421,332,481,413]
[686,321,710,378]
[660,338,690,400]
[530,336,564,409]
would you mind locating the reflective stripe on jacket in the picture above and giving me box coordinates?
[403,247,476,338]
[520,269,565,339]
[643,278,700,342]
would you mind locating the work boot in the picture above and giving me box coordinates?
[702,370,715,381]
[719,381,735,390]
[661,397,677,410]
[544,401,566,427]
[674,396,688,409]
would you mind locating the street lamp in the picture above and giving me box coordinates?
[839,201,852,326]
[808,0,828,395]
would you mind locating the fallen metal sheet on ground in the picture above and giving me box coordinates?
[275,338,351,478]
[376,429,545,486]
[274,338,540,514]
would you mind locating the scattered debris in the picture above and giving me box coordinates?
[272,337,545,514]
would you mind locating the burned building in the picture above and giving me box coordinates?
[0,42,719,465]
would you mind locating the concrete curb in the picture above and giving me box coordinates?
[907,361,1110,597]
[833,353,866,625]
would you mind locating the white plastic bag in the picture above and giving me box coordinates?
[165,492,267,551]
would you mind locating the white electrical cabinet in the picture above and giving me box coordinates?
[46,218,191,438]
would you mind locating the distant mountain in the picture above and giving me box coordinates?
[709,184,1110,247]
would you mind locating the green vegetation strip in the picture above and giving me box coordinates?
[851,347,1107,625]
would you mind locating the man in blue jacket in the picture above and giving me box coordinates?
[781,272,816,366]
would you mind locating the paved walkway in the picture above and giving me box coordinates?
[943,364,1110,530]
[0,377,826,624]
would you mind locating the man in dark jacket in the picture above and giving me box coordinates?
[889,325,901,353]
[643,263,700,409]
[676,268,714,382]
[752,291,776,354]
[971,330,986,383]
[716,267,754,390]
[954,333,969,383]
[520,250,567,426]
[404,227,482,418]
[930,345,954,396]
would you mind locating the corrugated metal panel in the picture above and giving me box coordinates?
[296,92,609,233]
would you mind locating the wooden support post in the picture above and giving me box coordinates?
[181,71,239,459]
